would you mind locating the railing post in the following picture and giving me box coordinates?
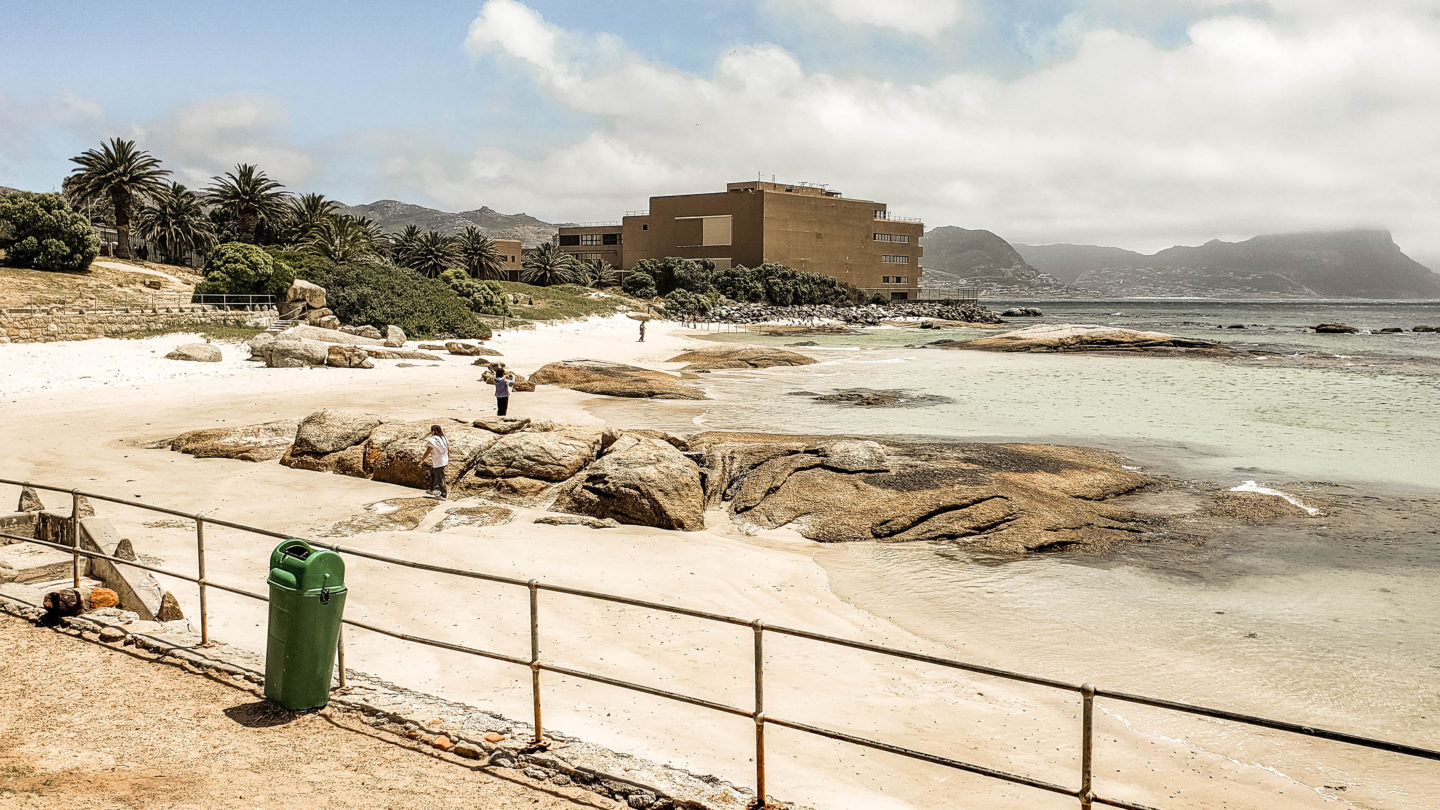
[195,517,209,645]
[1080,684,1095,809]
[529,580,544,745]
[336,623,347,688]
[752,620,767,809]
[69,489,81,588]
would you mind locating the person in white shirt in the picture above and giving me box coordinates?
[420,424,450,498]
[493,365,516,416]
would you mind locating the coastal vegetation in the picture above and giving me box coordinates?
[193,242,294,303]
[65,138,169,260]
[0,192,100,272]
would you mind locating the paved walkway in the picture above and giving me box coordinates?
[0,614,617,810]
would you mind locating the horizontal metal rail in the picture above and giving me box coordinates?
[3,475,1437,810]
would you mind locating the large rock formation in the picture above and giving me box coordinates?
[554,435,706,531]
[666,345,817,370]
[942,324,1228,354]
[530,360,705,399]
[692,434,1156,552]
[167,420,299,462]
[161,413,1219,553]
[292,410,382,455]
[472,428,606,482]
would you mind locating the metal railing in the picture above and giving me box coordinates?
[2,475,1436,810]
[873,212,923,223]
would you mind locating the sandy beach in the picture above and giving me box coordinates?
[1,315,1433,810]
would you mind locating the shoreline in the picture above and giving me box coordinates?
[1,316,1436,808]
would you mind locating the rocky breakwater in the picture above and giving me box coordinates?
[161,410,1299,553]
[937,323,1231,355]
[529,359,705,399]
[706,301,1001,326]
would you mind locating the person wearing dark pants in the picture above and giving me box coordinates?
[493,365,516,416]
[420,424,450,499]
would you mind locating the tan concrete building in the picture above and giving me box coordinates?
[557,181,923,299]
[494,238,523,281]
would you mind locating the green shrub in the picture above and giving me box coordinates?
[0,192,100,272]
[631,256,715,295]
[194,241,294,302]
[712,263,865,307]
[441,268,511,316]
[306,261,489,339]
[662,288,712,317]
[869,292,889,305]
[622,270,657,299]
[266,247,335,280]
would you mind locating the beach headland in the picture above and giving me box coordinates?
[2,312,1435,810]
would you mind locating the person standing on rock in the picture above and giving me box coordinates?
[420,424,450,499]
[493,365,516,416]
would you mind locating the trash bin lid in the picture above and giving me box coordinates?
[268,539,346,593]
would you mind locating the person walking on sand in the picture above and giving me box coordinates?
[420,424,450,499]
[638,320,646,342]
[493,365,516,416]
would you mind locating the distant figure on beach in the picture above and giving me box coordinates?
[639,321,646,342]
[420,424,449,499]
[493,365,516,416]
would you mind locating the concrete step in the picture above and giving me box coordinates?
[0,576,104,608]
[0,543,85,585]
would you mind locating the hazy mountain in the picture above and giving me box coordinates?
[335,199,558,247]
[1016,230,1440,298]
[0,185,22,196]
[920,226,1065,291]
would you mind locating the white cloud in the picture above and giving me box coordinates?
[440,0,1440,258]
[133,94,317,189]
[769,0,966,38]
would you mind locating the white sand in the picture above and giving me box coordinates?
[0,317,1424,809]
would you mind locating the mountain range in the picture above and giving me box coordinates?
[335,199,557,247]
[1012,230,1440,298]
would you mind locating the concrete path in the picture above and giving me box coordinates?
[0,613,618,810]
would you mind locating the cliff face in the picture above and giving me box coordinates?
[921,226,1063,290]
[1017,231,1440,298]
[335,199,557,247]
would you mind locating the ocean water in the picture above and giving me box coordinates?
[587,300,1440,769]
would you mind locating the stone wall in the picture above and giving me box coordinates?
[0,305,277,344]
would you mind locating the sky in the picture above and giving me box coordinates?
[3,0,1438,265]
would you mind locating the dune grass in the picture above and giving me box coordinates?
[495,281,647,322]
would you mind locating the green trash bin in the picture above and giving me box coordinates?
[264,539,347,710]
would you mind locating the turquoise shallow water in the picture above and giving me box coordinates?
[588,301,1440,754]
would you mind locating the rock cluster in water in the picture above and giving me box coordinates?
[704,302,1001,326]
[163,411,1185,553]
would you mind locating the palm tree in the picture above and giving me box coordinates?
[133,183,216,265]
[521,242,579,286]
[67,138,170,260]
[397,229,459,278]
[457,226,506,279]
[205,164,290,244]
[286,192,338,244]
[305,216,377,264]
[384,223,424,264]
[582,257,619,288]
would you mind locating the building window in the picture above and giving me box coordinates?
[882,255,910,264]
[575,253,605,262]
[558,234,580,246]
[875,234,910,243]
[602,232,621,245]
[578,233,601,246]
[882,275,910,284]
[642,224,648,230]
[875,209,887,219]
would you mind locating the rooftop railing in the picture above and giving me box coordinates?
[2,475,1436,810]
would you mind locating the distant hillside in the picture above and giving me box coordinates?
[335,199,557,247]
[0,185,22,196]
[1017,230,1440,298]
[920,226,1065,291]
